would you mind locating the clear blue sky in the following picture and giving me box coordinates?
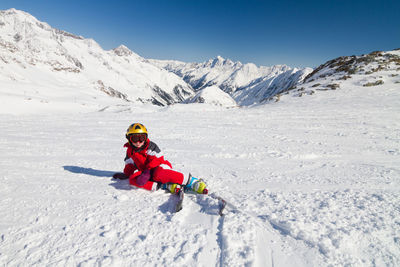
[1,0,399,68]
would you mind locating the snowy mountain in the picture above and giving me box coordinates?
[0,8,315,113]
[1,8,398,114]
[150,56,289,93]
[0,8,194,113]
[150,56,312,105]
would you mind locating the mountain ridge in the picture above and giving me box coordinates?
[149,56,312,105]
[1,8,398,114]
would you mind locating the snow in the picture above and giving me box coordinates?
[1,73,400,266]
[185,85,237,107]
[1,7,400,267]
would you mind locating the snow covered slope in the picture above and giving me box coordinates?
[233,67,312,105]
[0,8,194,113]
[1,74,400,265]
[185,85,237,107]
[150,56,312,105]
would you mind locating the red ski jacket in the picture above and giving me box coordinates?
[123,140,172,177]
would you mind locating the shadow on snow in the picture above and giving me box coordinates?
[62,165,186,210]
[63,165,116,177]
[63,165,131,190]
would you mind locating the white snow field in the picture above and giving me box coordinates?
[1,77,400,267]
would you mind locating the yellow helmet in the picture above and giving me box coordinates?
[126,123,148,138]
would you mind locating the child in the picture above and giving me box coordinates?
[121,123,207,194]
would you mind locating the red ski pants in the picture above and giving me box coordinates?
[129,166,185,191]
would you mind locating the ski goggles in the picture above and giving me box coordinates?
[129,133,147,143]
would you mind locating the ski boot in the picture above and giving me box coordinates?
[161,183,182,194]
[185,174,208,194]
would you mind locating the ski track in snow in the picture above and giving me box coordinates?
[1,86,400,266]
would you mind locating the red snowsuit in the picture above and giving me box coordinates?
[123,139,185,191]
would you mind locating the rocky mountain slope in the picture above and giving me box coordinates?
[270,49,400,102]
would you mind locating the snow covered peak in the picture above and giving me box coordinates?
[113,45,134,56]
[204,55,237,68]
[1,8,52,32]
[0,8,84,43]
[212,55,225,64]
[1,8,35,20]
[213,55,227,65]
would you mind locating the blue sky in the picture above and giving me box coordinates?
[1,0,399,68]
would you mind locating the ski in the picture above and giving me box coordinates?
[208,192,227,216]
[175,187,184,212]
[115,172,226,215]
[184,186,228,216]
